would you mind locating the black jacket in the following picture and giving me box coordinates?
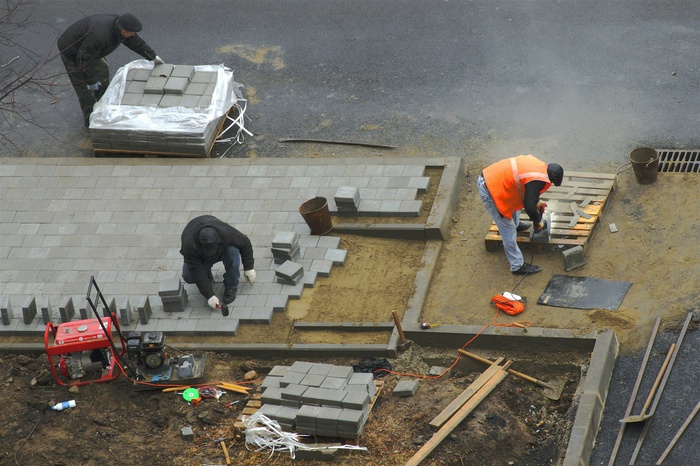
[180,215,255,299]
[57,14,157,85]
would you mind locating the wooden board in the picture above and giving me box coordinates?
[484,171,617,252]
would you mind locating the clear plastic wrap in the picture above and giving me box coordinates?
[91,60,238,131]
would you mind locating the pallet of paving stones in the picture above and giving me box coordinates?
[485,171,617,252]
[92,106,237,158]
[234,361,384,445]
[91,61,241,158]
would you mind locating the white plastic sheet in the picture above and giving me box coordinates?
[90,59,239,132]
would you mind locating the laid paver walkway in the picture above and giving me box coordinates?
[0,157,451,337]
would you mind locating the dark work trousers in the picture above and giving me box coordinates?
[182,246,242,292]
[59,54,110,127]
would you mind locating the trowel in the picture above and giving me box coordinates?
[530,210,552,243]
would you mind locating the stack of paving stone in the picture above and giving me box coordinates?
[158,278,188,312]
[275,260,304,286]
[334,186,361,213]
[257,361,375,439]
[90,63,233,157]
[271,231,300,264]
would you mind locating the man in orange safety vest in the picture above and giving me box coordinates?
[476,155,564,275]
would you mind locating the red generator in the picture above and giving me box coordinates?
[44,313,127,387]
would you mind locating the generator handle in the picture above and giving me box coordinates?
[86,276,134,376]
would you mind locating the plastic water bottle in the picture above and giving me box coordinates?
[51,400,76,411]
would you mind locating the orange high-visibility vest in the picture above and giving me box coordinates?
[482,155,551,219]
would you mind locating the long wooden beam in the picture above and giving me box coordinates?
[404,361,511,466]
[429,357,505,428]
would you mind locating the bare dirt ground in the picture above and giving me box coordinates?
[2,160,697,466]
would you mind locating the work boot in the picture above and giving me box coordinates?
[223,288,237,304]
[516,221,531,232]
[512,263,541,275]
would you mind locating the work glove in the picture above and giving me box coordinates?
[207,295,220,309]
[244,269,256,285]
[86,82,101,91]
[534,220,548,233]
[153,55,165,65]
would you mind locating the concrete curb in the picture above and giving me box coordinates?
[563,330,619,466]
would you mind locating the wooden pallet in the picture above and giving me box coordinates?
[234,380,385,437]
[485,171,617,252]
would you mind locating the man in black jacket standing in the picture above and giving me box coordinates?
[180,215,256,316]
[57,13,164,127]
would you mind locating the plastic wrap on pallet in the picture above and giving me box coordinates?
[90,60,241,133]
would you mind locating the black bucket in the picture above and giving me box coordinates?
[299,196,332,235]
[629,148,659,185]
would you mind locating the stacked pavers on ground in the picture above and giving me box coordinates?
[158,278,188,313]
[334,186,361,214]
[271,231,301,264]
[90,63,228,156]
[275,261,304,286]
[257,361,375,439]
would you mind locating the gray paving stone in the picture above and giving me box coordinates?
[22,297,36,324]
[267,365,290,377]
[393,379,420,397]
[0,296,12,325]
[289,361,314,374]
[300,373,326,387]
[342,390,370,410]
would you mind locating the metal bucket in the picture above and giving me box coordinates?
[629,148,659,184]
[299,197,332,235]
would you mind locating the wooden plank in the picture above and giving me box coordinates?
[656,400,700,465]
[630,312,694,465]
[607,318,661,466]
[429,358,505,428]
[404,363,511,466]
[564,171,618,180]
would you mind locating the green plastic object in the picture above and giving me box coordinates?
[182,388,201,402]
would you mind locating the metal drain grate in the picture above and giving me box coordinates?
[657,149,700,173]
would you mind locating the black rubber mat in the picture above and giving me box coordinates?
[537,274,632,310]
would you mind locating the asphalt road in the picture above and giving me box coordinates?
[590,323,699,466]
[3,1,700,464]
[5,0,700,167]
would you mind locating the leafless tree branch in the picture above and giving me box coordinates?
[0,0,64,152]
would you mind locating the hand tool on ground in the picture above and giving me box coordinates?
[457,349,566,400]
[620,343,675,423]
[212,437,231,465]
[629,312,693,465]
[530,208,552,243]
[391,309,412,351]
[607,317,661,466]
[420,322,440,329]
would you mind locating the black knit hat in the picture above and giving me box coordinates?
[198,227,218,255]
[547,163,564,186]
[117,13,142,33]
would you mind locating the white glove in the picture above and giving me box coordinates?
[244,269,256,285]
[153,55,165,65]
[86,82,101,91]
[207,296,220,309]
